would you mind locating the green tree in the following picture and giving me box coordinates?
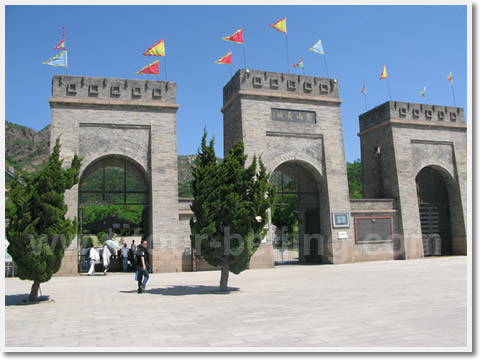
[178,180,193,198]
[347,159,363,199]
[6,138,81,302]
[190,131,275,292]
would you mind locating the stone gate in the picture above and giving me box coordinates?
[49,70,467,275]
[49,75,186,275]
[221,69,354,264]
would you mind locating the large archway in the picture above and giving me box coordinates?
[270,160,327,264]
[416,166,455,256]
[77,155,150,272]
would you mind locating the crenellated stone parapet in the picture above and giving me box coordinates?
[222,69,340,111]
[50,75,177,106]
[359,101,465,133]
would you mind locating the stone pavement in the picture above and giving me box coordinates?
[4,256,469,350]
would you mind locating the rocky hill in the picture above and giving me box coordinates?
[5,121,50,174]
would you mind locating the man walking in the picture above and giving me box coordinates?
[136,239,150,293]
[121,243,129,271]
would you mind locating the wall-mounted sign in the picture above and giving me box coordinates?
[271,108,316,124]
[332,213,350,228]
[354,217,393,243]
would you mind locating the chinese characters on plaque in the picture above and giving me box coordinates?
[271,108,316,124]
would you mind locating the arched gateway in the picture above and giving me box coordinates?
[50,75,185,275]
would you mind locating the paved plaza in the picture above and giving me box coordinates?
[4,256,469,350]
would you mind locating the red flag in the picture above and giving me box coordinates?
[215,51,232,65]
[53,27,66,50]
[136,60,159,75]
[222,29,244,44]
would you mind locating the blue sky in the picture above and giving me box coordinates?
[5,4,468,162]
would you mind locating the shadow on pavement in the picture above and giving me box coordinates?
[5,294,52,306]
[120,285,240,296]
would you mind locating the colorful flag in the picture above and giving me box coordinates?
[309,39,324,55]
[291,57,304,69]
[361,81,366,94]
[136,60,159,75]
[447,71,453,85]
[419,86,427,98]
[143,40,165,57]
[53,27,65,50]
[42,50,67,67]
[222,29,244,44]
[379,64,388,80]
[215,51,232,65]
[269,17,287,34]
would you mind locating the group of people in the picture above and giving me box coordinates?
[86,239,150,294]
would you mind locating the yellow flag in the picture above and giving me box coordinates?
[143,39,165,56]
[269,17,287,34]
[379,64,388,80]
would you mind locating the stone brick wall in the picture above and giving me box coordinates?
[350,199,399,262]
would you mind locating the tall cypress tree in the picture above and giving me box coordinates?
[7,138,81,302]
[190,131,275,292]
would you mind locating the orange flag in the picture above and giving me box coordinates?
[379,64,388,80]
[447,71,453,85]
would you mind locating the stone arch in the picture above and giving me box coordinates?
[266,152,324,183]
[415,165,466,256]
[270,158,331,263]
[78,154,152,271]
[79,153,149,186]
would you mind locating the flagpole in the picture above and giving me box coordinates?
[386,78,392,101]
[323,54,330,78]
[364,93,368,111]
[242,45,247,69]
[64,27,67,76]
[164,58,168,82]
[242,29,247,69]
[285,33,290,74]
[451,83,457,107]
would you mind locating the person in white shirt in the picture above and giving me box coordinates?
[102,244,112,276]
[120,243,130,271]
[87,244,100,276]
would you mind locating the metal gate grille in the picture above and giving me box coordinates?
[419,203,441,256]
[273,236,300,264]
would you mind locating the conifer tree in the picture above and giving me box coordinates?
[190,131,275,292]
[7,138,81,302]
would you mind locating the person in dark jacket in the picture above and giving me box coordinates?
[136,239,150,293]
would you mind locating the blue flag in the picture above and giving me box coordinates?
[309,39,324,55]
[42,50,67,67]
